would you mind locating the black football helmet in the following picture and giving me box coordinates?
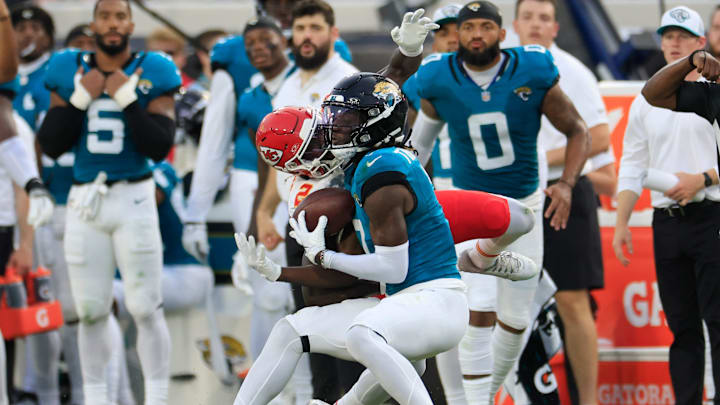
[316,72,409,168]
[175,86,209,144]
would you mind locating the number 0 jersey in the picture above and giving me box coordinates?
[414,46,559,199]
[45,50,182,183]
[344,147,459,295]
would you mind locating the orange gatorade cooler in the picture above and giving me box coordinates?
[0,266,63,339]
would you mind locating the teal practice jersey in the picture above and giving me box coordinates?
[152,162,200,266]
[415,46,559,199]
[45,50,182,183]
[344,147,459,295]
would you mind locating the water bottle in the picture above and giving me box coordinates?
[4,268,27,309]
[27,267,54,304]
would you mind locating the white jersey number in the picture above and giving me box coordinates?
[86,99,125,154]
[467,112,515,170]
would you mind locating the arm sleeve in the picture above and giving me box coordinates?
[676,81,719,124]
[322,242,409,284]
[617,97,649,196]
[185,69,236,223]
[36,105,84,159]
[122,101,175,162]
[411,109,444,165]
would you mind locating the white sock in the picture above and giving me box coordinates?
[436,346,467,405]
[60,323,84,405]
[489,327,523,400]
[471,198,536,269]
[79,316,112,405]
[463,377,491,405]
[133,309,170,405]
[345,325,432,405]
[30,331,62,405]
[291,354,313,405]
[233,318,304,405]
[107,314,124,404]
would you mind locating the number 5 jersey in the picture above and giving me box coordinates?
[45,50,182,183]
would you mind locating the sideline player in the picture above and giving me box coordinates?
[36,0,181,403]
[0,0,54,401]
[409,1,589,402]
[10,5,73,405]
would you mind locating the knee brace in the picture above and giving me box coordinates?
[459,325,493,376]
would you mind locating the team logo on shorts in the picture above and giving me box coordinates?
[514,86,532,101]
[260,146,283,165]
[372,81,401,107]
[670,8,690,23]
[138,79,153,95]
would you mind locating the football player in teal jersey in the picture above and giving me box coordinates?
[36,1,181,403]
[182,0,352,264]
[410,1,589,402]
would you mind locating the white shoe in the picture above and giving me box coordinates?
[308,401,332,405]
[458,249,538,281]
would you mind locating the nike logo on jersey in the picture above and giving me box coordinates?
[134,197,147,205]
[366,156,382,167]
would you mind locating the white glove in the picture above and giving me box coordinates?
[27,186,54,229]
[230,251,254,295]
[182,222,210,264]
[234,233,281,282]
[391,9,439,57]
[72,171,107,221]
[288,211,327,265]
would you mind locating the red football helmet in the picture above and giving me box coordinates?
[255,106,342,178]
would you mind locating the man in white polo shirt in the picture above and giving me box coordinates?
[616,7,720,405]
[513,1,616,404]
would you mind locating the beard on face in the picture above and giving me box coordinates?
[95,32,129,55]
[458,38,501,67]
[292,39,331,70]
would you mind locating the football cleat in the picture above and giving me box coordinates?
[458,249,538,281]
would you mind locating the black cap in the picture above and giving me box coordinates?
[11,5,55,42]
[457,1,502,28]
[243,16,283,37]
[65,24,93,47]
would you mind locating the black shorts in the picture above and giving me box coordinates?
[0,225,12,276]
[543,176,604,291]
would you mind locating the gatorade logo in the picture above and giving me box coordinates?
[36,308,49,328]
[533,364,557,394]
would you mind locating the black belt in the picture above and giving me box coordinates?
[654,199,720,217]
[72,172,152,187]
[0,225,12,233]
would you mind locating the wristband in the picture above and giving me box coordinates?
[113,73,139,109]
[689,50,705,69]
[703,172,712,187]
[24,178,46,194]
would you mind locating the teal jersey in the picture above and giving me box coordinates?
[15,53,73,205]
[14,54,50,130]
[0,76,19,98]
[45,50,182,183]
[344,147,459,295]
[235,66,296,170]
[415,46,559,199]
[152,162,200,266]
[403,73,452,181]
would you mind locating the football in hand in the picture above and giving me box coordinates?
[293,187,355,236]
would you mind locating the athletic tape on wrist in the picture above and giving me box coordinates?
[69,74,92,110]
[399,45,423,58]
[114,74,139,109]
